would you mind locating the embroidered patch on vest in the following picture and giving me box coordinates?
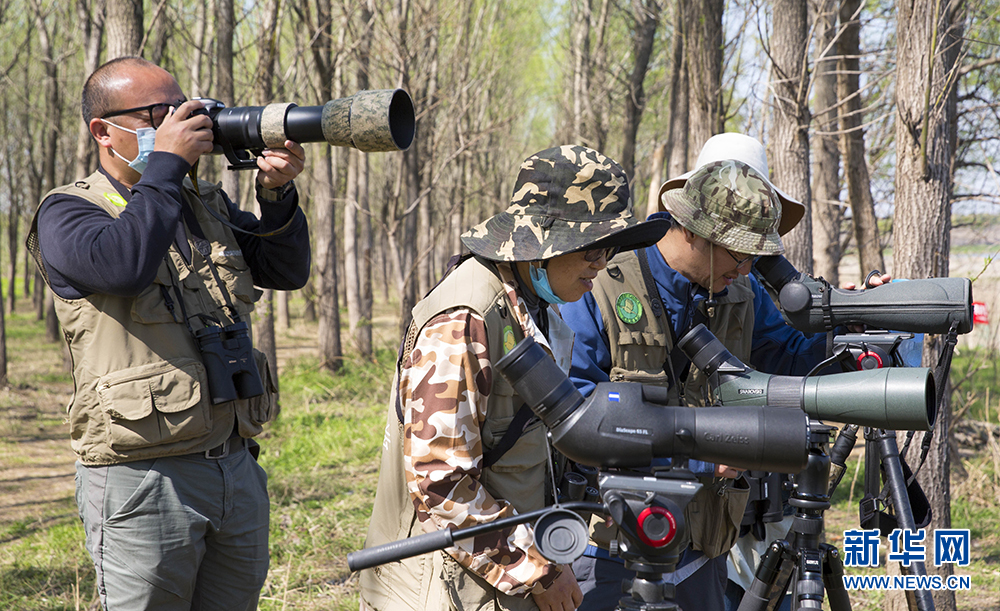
[503,326,516,353]
[616,292,643,325]
[103,192,127,207]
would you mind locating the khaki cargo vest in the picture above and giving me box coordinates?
[27,171,277,466]
[585,248,755,558]
[361,257,546,611]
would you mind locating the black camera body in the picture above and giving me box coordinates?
[194,321,264,404]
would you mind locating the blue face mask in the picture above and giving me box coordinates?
[102,120,156,174]
[529,263,567,305]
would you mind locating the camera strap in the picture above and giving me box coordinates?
[188,162,298,238]
[636,248,687,406]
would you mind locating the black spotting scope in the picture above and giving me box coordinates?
[754,254,973,335]
[677,324,936,430]
[496,336,810,474]
[194,89,415,170]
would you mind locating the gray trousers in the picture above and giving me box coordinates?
[75,442,269,611]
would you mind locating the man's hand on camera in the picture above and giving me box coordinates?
[153,101,215,166]
[531,565,583,611]
[256,140,306,190]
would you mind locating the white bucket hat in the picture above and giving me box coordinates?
[658,133,806,235]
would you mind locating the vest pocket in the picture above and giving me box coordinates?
[235,349,278,438]
[211,251,258,313]
[687,475,751,558]
[97,358,211,450]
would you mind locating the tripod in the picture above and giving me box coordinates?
[828,425,935,611]
[737,422,852,611]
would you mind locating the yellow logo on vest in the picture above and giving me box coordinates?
[616,292,642,325]
[103,192,128,207]
[503,326,516,354]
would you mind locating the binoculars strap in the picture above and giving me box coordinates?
[636,248,687,406]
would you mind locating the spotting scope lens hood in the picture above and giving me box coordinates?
[677,324,937,430]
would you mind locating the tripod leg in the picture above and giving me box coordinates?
[875,431,936,611]
[790,548,825,610]
[820,544,851,611]
[737,541,794,611]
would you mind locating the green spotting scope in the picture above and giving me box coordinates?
[754,255,972,334]
[194,89,415,170]
[677,324,936,431]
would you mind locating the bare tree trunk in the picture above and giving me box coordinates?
[838,0,885,279]
[684,0,723,165]
[189,0,210,97]
[105,0,142,58]
[32,0,63,342]
[216,0,239,201]
[250,0,282,392]
[645,143,666,217]
[665,0,689,179]
[296,0,342,370]
[571,0,592,145]
[355,0,375,359]
[890,2,964,611]
[621,0,661,178]
[345,148,361,340]
[75,0,104,181]
[769,0,813,273]
[810,0,841,284]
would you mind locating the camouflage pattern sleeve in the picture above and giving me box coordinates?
[400,307,560,597]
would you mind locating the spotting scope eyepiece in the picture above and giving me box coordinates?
[496,336,810,473]
[677,324,937,430]
[753,255,973,335]
[194,89,415,170]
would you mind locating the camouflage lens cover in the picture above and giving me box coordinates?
[660,160,784,256]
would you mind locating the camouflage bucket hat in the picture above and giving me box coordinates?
[660,159,785,255]
[461,145,668,261]
[657,133,805,235]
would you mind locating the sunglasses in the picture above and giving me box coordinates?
[102,99,187,129]
[583,246,620,263]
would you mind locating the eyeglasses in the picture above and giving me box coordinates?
[584,246,620,263]
[722,246,755,269]
[102,99,187,129]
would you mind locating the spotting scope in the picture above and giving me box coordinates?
[753,254,973,334]
[677,324,936,430]
[496,336,810,474]
[194,89,415,170]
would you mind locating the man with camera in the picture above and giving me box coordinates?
[560,134,890,611]
[27,56,310,610]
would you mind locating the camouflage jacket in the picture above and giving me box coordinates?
[362,257,574,608]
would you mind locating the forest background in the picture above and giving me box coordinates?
[1,0,1000,609]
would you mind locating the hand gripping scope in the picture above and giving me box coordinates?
[496,336,810,474]
[754,254,973,334]
[194,89,415,170]
[677,324,936,430]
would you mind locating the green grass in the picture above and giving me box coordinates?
[950,346,1000,422]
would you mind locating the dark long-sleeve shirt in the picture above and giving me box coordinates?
[37,151,310,300]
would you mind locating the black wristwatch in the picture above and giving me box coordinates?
[258,180,293,202]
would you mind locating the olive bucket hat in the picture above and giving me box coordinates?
[660,159,785,255]
[658,133,806,235]
[461,145,669,261]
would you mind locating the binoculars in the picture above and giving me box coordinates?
[194,321,264,404]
